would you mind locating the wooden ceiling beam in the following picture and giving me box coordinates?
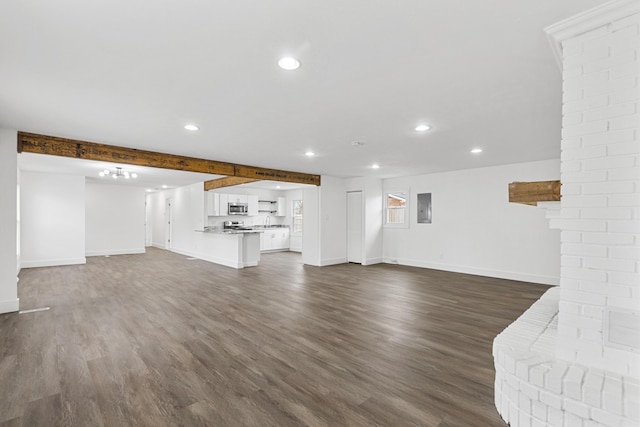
[204,176,259,191]
[17,131,321,186]
[233,164,321,186]
[508,180,561,206]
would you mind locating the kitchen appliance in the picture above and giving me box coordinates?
[228,202,248,215]
[223,220,252,230]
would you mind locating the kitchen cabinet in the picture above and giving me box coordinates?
[260,228,290,251]
[206,191,221,216]
[275,197,287,217]
[229,194,247,204]
[208,192,259,216]
[218,193,229,216]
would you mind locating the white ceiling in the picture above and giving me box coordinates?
[18,152,224,191]
[1,0,609,182]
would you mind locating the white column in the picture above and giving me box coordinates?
[546,0,640,377]
[0,128,19,314]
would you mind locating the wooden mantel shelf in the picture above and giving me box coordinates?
[508,180,561,206]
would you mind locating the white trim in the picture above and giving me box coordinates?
[0,298,19,314]
[362,257,383,266]
[86,248,146,257]
[320,257,348,266]
[384,257,560,286]
[21,257,87,269]
[544,0,640,70]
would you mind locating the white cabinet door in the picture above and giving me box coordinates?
[207,191,220,216]
[247,195,259,216]
[260,231,274,251]
[219,193,229,215]
[259,232,266,250]
[275,197,287,216]
[260,229,290,251]
[281,228,290,249]
[272,229,290,250]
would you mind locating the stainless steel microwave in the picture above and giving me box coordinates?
[228,203,248,215]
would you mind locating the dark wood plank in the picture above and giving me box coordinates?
[1,248,549,426]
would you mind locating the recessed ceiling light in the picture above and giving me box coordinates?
[371,163,380,169]
[278,57,301,70]
[305,151,315,157]
[415,124,431,132]
[184,124,199,131]
[470,148,483,154]
[162,185,168,189]
[276,185,281,189]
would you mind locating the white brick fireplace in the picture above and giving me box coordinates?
[494,1,640,425]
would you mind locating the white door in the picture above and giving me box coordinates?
[347,191,363,264]
[165,198,173,250]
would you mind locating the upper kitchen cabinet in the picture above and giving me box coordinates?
[275,197,287,217]
[229,194,247,204]
[206,191,221,216]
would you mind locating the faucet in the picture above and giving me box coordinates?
[265,216,271,226]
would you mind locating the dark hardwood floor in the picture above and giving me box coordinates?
[1,248,549,426]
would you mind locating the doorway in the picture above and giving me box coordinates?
[347,191,363,264]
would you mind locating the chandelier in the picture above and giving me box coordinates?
[99,167,138,180]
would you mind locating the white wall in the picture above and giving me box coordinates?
[85,182,146,256]
[319,175,348,266]
[171,183,205,255]
[302,185,320,265]
[0,129,19,314]
[20,171,86,268]
[383,159,561,285]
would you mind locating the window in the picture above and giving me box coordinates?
[385,191,408,227]
[292,200,303,234]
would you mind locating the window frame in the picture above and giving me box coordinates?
[383,189,410,228]
[292,199,303,235]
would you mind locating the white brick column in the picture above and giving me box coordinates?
[546,0,640,378]
[493,3,639,427]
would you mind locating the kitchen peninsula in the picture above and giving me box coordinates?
[196,227,261,269]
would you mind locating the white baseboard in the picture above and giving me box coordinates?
[362,257,383,266]
[86,248,146,257]
[0,297,19,314]
[320,257,348,267]
[21,257,87,269]
[384,257,559,286]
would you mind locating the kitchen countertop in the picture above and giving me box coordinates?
[196,228,263,234]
